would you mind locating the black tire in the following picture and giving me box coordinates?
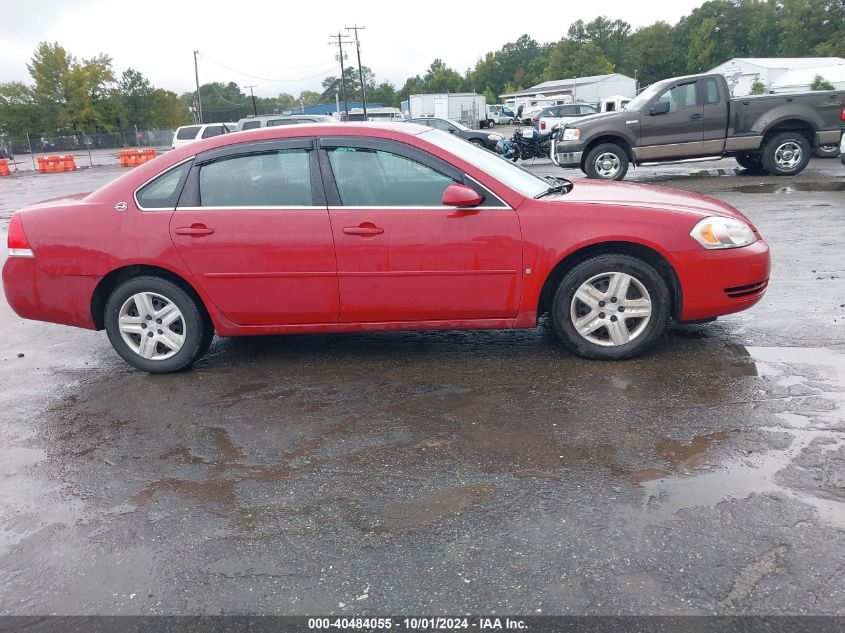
[551,254,670,360]
[470,139,486,148]
[508,145,521,161]
[735,153,767,173]
[583,143,629,180]
[488,120,495,129]
[760,131,811,176]
[104,276,213,373]
[814,144,839,158]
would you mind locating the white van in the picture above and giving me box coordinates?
[171,123,236,149]
[236,114,333,131]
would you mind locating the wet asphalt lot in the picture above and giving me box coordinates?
[0,156,844,616]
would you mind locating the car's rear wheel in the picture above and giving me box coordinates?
[760,132,811,176]
[104,276,213,373]
[551,254,670,360]
[470,139,485,148]
[583,143,629,180]
[735,153,767,173]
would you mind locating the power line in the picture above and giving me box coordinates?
[328,33,353,117]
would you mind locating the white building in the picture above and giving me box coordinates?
[770,64,845,93]
[500,73,636,112]
[708,57,845,96]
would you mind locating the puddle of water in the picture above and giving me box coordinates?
[374,483,496,533]
[730,182,845,194]
[634,346,845,530]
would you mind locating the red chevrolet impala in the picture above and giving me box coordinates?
[3,123,769,372]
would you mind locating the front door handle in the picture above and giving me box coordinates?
[174,224,214,236]
[342,224,384,236]
[689,113,702,120]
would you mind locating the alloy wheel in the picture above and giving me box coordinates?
[570,272,652,346]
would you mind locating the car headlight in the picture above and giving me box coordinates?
[690,217,756,249]
[488,134,502,141]
[562,128,580,141]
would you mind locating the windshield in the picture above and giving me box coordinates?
[623,82,666,111]
[449,119,470,131]
[419,128,549,199]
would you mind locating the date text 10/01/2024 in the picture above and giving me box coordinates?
[307,617,528,630]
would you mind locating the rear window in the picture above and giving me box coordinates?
[176,126,201,140]
[241,121,262,130]
[579,105,598,115]
[704,78,720,105]
[266,119,296,127]
[136,161,192,209]
[201,125,225,139]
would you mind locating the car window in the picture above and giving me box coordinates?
[199,149,312,207]
[241,120,262,130]
[579,105,598,115]
[426,119,453,132]
[562,106,580,116]
[201,125,225,139]
[327,147,456,207]
[136,162,192,209]
[704,78,720,105]
[176,126,201,140]
[267,119,297,127]
[657,81,699,112]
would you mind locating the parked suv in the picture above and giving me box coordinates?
[236,114,333,131]
[172,123,235,149]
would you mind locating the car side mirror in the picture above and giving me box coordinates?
[442,184,483,208]
[650,100,671,116]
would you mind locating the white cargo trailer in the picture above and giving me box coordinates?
[408,93,490,128]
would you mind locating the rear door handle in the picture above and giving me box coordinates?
[689,113,702,120]
[342,224,384,236]
[174,224,214,236]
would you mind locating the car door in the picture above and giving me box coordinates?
[319,137,523,324]
[637,79,703,161]
[169,138,339,326]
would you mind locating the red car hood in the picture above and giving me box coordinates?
[561,179,751,223]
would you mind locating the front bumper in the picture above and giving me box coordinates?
[551,140,586,168]
[672,239,771,322]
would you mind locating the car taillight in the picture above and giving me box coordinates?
[540,121,546,130]
[7,213,34,258]
[841,105,845,121]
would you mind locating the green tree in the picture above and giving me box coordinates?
[147,89,189,127]
[809,74,835,90]
[369,81,398,107]
[422,59,464,93]
[629,22,681,85]
[543,41,615,81]
[568,17,632,73]
[0,82,44,139]
[750,78,767,94]
[778,0,845,56]
[118,68,153,128]
[27,42,117,136]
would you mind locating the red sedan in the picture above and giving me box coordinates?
[3,123,770,372]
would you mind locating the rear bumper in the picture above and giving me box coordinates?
[672,239,771,322]
[2,256,98,329]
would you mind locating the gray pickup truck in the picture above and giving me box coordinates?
[551,72,844,180]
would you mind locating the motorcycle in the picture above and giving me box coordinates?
[497,125,556,162]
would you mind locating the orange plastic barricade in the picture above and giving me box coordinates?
[0,159,10,176]
[139,148,157,164]
[59,155,77,171]
[119,149,156,167]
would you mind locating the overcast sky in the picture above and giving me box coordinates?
[1,0,708,98]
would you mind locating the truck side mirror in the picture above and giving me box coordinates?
[650,101,671,116]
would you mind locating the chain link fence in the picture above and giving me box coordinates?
[0,129,176,172]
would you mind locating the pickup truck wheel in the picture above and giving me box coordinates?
[584,143,628,180]
[551,254,670,360]
[761,132,811,176]
[814,144,839,158]
[735,153,767,173]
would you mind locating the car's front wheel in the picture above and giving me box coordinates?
[583,143,629,180]
[551,254,670,360]
[104,276,213,373]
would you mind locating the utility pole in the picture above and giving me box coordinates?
[245,84,258,116]
[345,25,367,119]
[193,50,203,124]
[329,33,352,119]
